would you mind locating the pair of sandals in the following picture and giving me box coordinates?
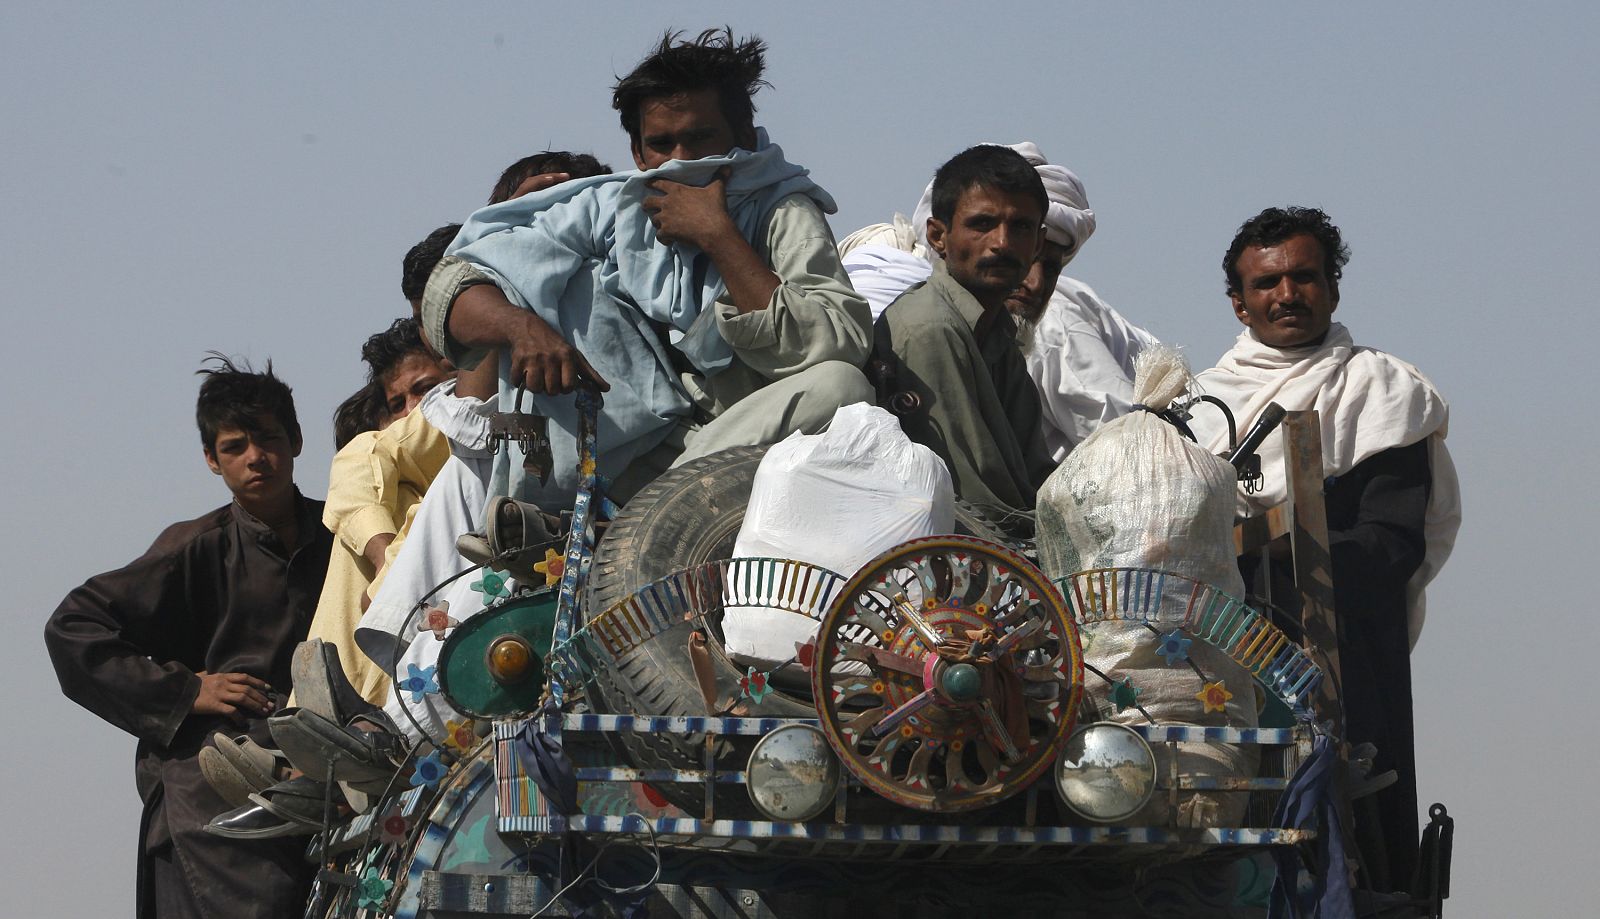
[205,640,407,838]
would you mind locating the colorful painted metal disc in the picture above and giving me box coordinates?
[437,589,558,719]
[809,536,1084,812]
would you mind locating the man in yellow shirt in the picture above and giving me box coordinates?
[307,314,451,705]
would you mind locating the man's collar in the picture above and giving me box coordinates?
[930,260,1017,340]
[230,488,316,535]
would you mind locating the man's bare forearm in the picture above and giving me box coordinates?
[361,533,395,573]
[446,279,609,394]
[457,349,499,400]
[448,284,529,351]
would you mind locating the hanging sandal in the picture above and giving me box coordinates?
[200,733,288,806]
[270,707,404,784]
[249,775,343,827]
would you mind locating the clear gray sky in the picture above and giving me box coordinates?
[5,3,1593,915]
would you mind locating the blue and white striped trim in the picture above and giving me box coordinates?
[1133,724,1300,744]
[496,814,1313,847]
[557,713,821,737]
[496,715,1301,746]
[573,767,746,785]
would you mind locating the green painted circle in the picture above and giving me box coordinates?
[437,590,558,719]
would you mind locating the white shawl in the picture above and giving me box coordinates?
[1189,323,1460,647]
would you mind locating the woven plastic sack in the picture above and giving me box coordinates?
[1037,346,1259,827]
[723,403,954,668]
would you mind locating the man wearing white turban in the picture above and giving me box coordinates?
[841,141,1157,460]
[1185,206,1461,894]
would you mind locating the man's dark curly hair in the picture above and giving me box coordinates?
[1223,206,1350,298]
[195,353,300,453]
[612,28,769,150]
[329,319,432,445]
[488,151,612,205]
[361,317,429,385]
[929,145,1048,227]
[333,382,385,450]
[401,224,461,304]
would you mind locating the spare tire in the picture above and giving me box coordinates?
[580,445,1013,774]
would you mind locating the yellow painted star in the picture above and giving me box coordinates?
[1196,681,1234,714]
[533,547,566,587]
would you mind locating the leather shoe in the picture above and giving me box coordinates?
[205,801,319,839]
[251,775,342,826]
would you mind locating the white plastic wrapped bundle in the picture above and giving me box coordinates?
[723,403,954,668]
[1037,347,1259,827]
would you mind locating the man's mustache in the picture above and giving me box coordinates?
[976,255,1023,272]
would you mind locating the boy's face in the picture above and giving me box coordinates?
[382,351,450,422]
[204,415,300,505]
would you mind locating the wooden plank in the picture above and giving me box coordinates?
[1279,411,1343,736]
[1234,503,1290,556]
[1279,410,1358,877]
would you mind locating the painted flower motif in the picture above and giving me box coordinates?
[443,718,478,755]
[1110,677,1143,713]
[738,667,771,704]
[470,571,510,600]
[794,639,817,672]
[1155,629,1192,667]
[1196,681,1234,714]
[533,547,565,588]
[410,750,448,790]
[377,805,411,845]
[356,868,393,910]
[397,663,438,702]
[418,600,459,641]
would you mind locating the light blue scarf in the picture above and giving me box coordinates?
[446,129,835,507]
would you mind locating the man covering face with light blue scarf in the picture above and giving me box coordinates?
[420,29,872,507]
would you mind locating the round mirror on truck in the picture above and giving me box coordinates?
[1055,722,1157,823]
[746,724,841,822]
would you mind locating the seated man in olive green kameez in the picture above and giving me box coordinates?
[872,145,1056,532]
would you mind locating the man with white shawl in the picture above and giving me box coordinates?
[840,141,1158,460]
[419,30,871,510]
[1186,206,1461,893]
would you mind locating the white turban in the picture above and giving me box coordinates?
[911,141,1096,256]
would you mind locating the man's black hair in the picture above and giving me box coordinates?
[333,382,385,450]
[361,317,429,385]
[929,145,1048,227]
[488,151,612,205]
[195,353,300,453]
[1224,206,1350,298]
[401,224,461,304]
[332,319,433,445]
[612,28,769,148]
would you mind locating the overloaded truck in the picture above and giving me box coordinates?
[303,382,1454,919]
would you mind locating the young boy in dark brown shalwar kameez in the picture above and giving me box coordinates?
[44,358,332,919]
